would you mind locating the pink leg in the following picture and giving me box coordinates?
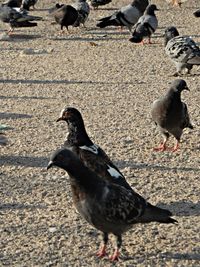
[109,248,120,261]
[96,244,107,258]
[172,141,179,152]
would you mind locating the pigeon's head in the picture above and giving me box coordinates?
[47,148,76,171]
[55,3,64,9]
[57,107,83,124]
[164,26,179,46]
[145,4,159,15]
[171,79,189,93]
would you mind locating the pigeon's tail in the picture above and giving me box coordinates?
[129,32,143,43]
[96,16,116,28]
[187,55,200,65]
[139,203,177,224]
[194,10,200,17]
[13,21,38,27]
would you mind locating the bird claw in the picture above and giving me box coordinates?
[109,250,119,261]
[153,144,167,152]
[96,245,107,258]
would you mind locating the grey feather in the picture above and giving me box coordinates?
[96,0,149,32]
[72,0,90,27]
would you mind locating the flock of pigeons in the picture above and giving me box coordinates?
[1,0,199,262]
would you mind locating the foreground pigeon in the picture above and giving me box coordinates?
[151,79,193,152]
[57,107,132,189]
[164,26,200,76]
[129,4,159,44]
[22,0,38,10]
[194,9,200,17]
[72,0,90,27]
[51,4,78,33]
[0,5,42,32]
[96,0,149,33]
[47,148,177,261]
[89,0,111,10]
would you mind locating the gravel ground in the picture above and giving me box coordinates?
[0,0,200,266]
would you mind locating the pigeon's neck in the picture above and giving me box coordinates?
[66,120,93,147]
[67,160,103,195]
[166,89,181,102]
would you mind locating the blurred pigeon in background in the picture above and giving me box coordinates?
[129,4,159,44]
[89,0,112,10]
[22,0,38,10]
[194,9,200,17]
[0,5,42,33]
[96,0,149,33]
[72,0,90,27]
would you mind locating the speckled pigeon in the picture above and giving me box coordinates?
[96,0,150,33]
[151,79,193,152]
[56,107,132,190]
[164,26,200,76]
[47,148,177,261]
[129,4,159,44]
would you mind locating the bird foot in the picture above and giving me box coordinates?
[109,249,119,261]
[171,144,179,152]
[97,245,107,258]
[153,144,167,152]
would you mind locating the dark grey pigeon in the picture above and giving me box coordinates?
[22,0,38,10]
[72,0,90,27]
[47,148,177,261]
[89,0,112,10]
[194,9,200,17]
[151,79,193,152]
[56,107,132,190]
[0,5,42,32]
[164,26,200,76]
[129,4,159,44]
[51,4,78,33]
[96,0,149,33]
[2,0,22,8]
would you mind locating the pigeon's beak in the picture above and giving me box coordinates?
[156,8,160,11]
[185,86,190,91]
[47,160,54,170]
[56,117,63,122]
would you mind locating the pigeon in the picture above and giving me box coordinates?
[51,4,78,33]
[47,148,177,261]
[2,0,22,8]
[96,0,149,33]
[89,0,111,10]
[151,79,193,152]
[72,0,90,27]
[22,0,38,10]
[129,4,159,44]
[0,5,42,33]
[56,107,132,190]
[164,26,200,76]
[194,9,200,17]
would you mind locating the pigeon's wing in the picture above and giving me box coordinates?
[77,144,131,189]
[165,36,200,63]
[99,184,147,224]
[181,102,193,129]
[120,4,140,25]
